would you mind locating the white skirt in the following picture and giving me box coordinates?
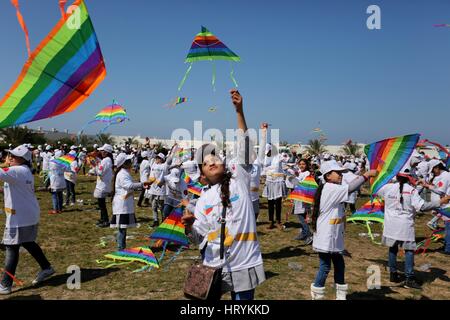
[262,181,287,200]
[2,224,38,245]
[221,264,266,293]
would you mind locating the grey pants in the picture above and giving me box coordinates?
[150,195,165,223]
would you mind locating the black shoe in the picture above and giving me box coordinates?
[404,277,422,289]
[390,272,403,283]
[96,221,110,228]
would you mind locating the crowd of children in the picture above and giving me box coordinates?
[0,90,449,300]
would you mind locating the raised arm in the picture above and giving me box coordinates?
[230,89,252,167]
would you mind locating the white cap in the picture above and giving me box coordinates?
[98,144,113,153]
[344,162,357,172]
[70,145,78,150]
[115,153,134,168]
[82,148,87,152]
[157,153,166,160]
[46,145,52,151]
[320,160,348,176]
[141,151,149,158]
[7,145,32,162]
[93,144,98,149]
[54,150,63,158]
[265,144,272,155]
[428,159,443,174]
[38,145,42,151]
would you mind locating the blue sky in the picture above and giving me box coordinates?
[0,0,449,145]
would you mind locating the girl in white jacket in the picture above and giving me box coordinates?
[48,150,66,214]
[110,153,150,250]
[377,172,450,289]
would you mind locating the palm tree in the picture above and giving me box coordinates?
[125,136,138,147]
[341,140,361,156]
[96,133,114,145]
[304,139,326,156]
[77,134,94,147]
[0,126,46,146]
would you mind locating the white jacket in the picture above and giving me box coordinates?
[112,169,142,215]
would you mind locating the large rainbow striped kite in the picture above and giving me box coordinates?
[0,0,106,129]
[364,134,420,195]
[51,154,76,170]
[287,175,318,204]
[178,26,240,91]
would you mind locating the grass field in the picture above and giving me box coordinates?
[0,174,448,300]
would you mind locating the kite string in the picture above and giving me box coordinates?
[212,61,216,92]
[10,0,31,58]
[230,63,239,88]
[178,63,193,91]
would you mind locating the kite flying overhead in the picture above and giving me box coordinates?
[79,101,129,135]
[0,0,106,129]
[165,97,188,108]
[178,26,240,91]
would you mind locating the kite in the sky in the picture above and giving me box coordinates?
[364,134,420,195]
[0,0,106,129]
[347,198,385,244]
[178,26,240,91]
[434,24,450,27]
[208,106,218,112]
[79,101,129,135]
[165,97,188,108]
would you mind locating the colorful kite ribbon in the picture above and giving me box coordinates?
[10,0,31,58]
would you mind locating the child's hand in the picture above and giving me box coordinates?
[230,89,243,113]
[181,211,195,226]
[180,198,190,208]
[261,122,269,130]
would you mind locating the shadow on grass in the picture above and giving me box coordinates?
[347,286,398,300]
[262,246,308,260]
[366,258,450,283]
[264,271,279,280]
[15,268,120,293]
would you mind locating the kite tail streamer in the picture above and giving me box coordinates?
[212,62,216,92]
[96,260,133,269]
[10,0,31,58]
[0,268,24,286]
[158,241,168,263]
[163,246,184,271]
[178,63,193,91]
[230,64,238,87]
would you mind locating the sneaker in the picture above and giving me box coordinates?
[390,272,403,283]
[48,210,60,215]
[304,236,313,245]
[32,267,55,285]
[0,284,12,295]
[403,277,422,289]
[96,221,110,228]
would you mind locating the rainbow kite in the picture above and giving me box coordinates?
[364,134,420,195]
[149,207,189,248]
[165,97,188,108]
[347,198,385,244]
[178,26,240,91]
[79,101,129,134]
[97,246,159,272]
[287,175,318,204]
[51,154,76,170]
[0,0,106,129]
[416,228,445,255]
[182,171,204,196]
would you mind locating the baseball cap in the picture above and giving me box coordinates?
[320,160,348,176]
[46,145,52,151]
[7,145,32,162]
[115,153,134,168]
[428,159,443,174]
[98,144,113,154]
[157,153,166,160]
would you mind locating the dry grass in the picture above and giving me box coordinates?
[0,175,448,300]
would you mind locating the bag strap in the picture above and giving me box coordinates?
[219,204,227,260]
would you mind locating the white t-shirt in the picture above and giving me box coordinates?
[342,171,359,204]
[0,166,40,228]
[377,183,424,242]
[49,161,66,191]
[249,160,262,202]
[95,157,113,194]
[41,151,52,171]
[193,161,263,272]
[312,183,349,253]
[263,155,285,182]
[64,160,79,184]
[139,159,151,183]
[148,162,168,196]
[430,171,450,221]
[112,169,142,215]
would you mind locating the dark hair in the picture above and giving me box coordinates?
[396,175,410,208]
[197,144,231,208]
[298,158,310,171]
[111,159,132,198]
[311,174,327,232]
